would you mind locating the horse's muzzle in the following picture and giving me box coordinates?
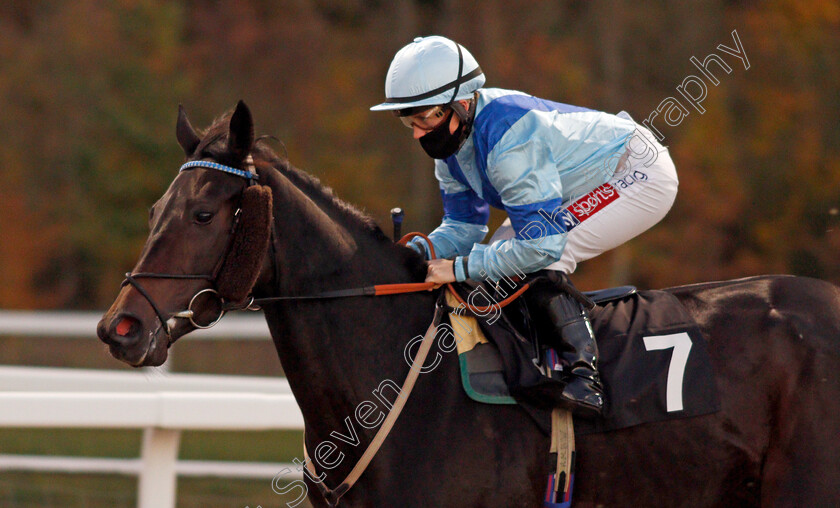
[97,311,169,367]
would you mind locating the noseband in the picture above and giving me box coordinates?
[121,156,260,339]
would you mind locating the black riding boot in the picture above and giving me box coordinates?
[545,287,605,419]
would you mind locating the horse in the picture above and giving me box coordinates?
[98,102,840,507]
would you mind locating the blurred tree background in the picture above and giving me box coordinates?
[0,0,838,310]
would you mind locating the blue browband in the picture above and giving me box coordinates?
[179,156,258,181]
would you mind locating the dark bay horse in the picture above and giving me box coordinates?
[98,102,840,507]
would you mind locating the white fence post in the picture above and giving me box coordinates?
[138,428,181,508]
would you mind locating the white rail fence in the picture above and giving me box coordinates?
[0,311,305,508]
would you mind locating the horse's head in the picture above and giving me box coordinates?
[97,101,273,366]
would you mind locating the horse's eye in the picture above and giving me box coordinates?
[194,211,214,225]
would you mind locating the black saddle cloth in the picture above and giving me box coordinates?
[451,281,720,434]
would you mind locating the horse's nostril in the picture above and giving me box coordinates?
[115,315,140,338]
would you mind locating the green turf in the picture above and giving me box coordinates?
[0,428,303,460]
[0,428,142,457]
[0,472,313,507]
[0,473,135,508]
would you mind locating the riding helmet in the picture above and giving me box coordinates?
[370,36,485,112]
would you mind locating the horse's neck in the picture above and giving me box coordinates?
[258,168,435,440]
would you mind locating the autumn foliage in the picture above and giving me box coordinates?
[0,0,837,309]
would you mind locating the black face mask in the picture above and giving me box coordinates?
[419,109,469,160]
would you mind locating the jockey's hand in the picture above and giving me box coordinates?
[425,259,456,289]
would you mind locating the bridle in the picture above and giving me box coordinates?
[121,156,260,340]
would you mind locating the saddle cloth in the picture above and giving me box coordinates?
[445,285,721,434]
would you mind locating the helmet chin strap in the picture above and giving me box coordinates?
[450,98,470,122]
[448,92,477,152]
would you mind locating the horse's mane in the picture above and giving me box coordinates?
[196,112,392,243]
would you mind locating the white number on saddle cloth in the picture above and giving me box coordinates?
[643,332,693,412]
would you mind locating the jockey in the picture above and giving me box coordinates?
[371,36,678,417]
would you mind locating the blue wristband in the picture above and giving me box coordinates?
[454,256,470,282]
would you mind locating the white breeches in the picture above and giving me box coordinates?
[490,126,678,274]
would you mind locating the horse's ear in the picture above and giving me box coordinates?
[228,100,254,160]
[176,105,201,157]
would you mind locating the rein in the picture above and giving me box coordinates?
[234,282,437,306]
[220,232,533,314]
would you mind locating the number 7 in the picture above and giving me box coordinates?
[643,332,693,412]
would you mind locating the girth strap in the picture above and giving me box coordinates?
[303,301,445,507]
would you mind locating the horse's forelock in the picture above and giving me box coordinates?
[188,109,240,162]
[193,130,230,162]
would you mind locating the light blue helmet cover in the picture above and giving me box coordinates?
[371,36,485,112]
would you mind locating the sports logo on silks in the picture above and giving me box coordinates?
[537,183,620,235]
[569,183,619,221]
